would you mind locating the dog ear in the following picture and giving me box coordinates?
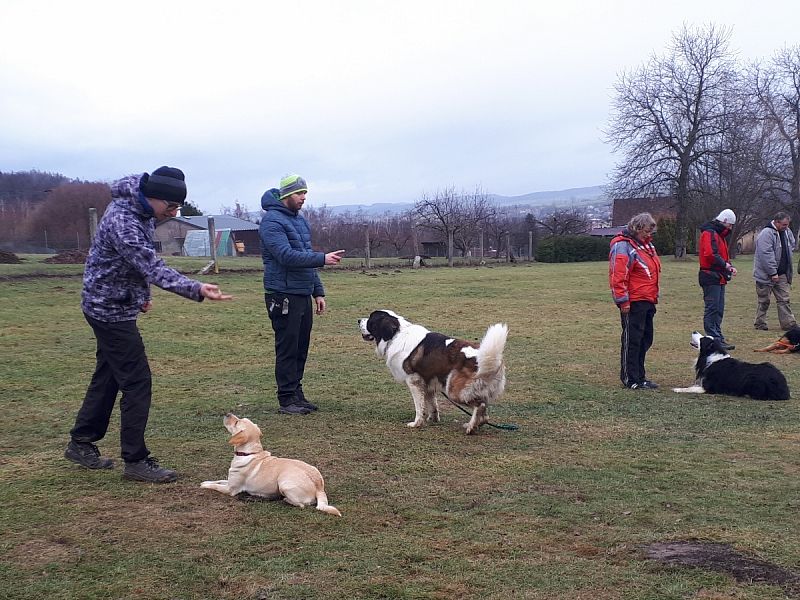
[372,313,399,342]
[378,320,398,341]
[228,430,248,446]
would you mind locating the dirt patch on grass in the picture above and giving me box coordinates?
[43,249,88,264]
[0,250,22,263]
[6,487,244,568]
[7,537,78,568]
[645,540,800,596]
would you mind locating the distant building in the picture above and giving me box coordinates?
[154,215,260,256]
[587,196,676,238]
[611,196,677,227]
[420,239,447,257]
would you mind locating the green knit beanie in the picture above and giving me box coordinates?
[279,174,308,199]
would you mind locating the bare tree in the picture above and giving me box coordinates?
[452,188,495,257]
[25,182,111,248]
[412,186,495,261]
[750,44,800,226]
[691,92,776,252]
[606,23,740,257]
[536,207,591,237]
[375,212,414,256]
[0,170,70,243]
[484,210,516,258]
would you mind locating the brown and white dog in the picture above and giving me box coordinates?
[754,325,800,354]
[358,310,508,434]
[200,414,341,516]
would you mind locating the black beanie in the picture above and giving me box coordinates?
[140,166,187,205]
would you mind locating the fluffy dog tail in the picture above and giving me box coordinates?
[476,323,508,377]
[316,491,342,517]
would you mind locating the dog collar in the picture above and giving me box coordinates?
[235,451,257,456]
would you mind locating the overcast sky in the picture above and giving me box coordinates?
[1,1,798,213]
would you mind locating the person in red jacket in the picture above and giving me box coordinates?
[698,209,738,351]
[609,213,662,389]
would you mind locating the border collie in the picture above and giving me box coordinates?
[673,332,789,400]
[358,310,508,434]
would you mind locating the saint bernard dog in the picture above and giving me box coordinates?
[754,325,800,354]
[673,332,789,400]
[358,310,508,434]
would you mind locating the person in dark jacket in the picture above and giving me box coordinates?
[753,212,797,331]
[259,174,344,415]
[65,167,233,483]
[609,212,662,389]
[698,209,737,351]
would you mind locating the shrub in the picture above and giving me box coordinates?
[535,235,609,262]
[652,218,697,255]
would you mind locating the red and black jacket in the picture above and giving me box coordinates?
[698,220,733,286]
[609,229,661,309]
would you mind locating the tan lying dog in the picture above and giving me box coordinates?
[200,413,341,516]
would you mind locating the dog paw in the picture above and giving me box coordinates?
[406,420,424,428]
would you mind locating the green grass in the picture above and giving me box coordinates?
[1,256,799,599]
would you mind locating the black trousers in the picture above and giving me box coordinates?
[619,301,656,386]
[265,293,313,406]
[70,314,152,462]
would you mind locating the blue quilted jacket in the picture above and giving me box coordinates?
[259,189,325,296]
[81,174,203,322]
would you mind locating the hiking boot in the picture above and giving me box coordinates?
[754,324,769,331]
[123,457,177,483]
[64,440,114,469]
[295,391,318,411]
[720,342,736,351]
[278,402,312,415]
[641,380,659,389]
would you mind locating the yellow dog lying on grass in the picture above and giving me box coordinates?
[200,413,341,516]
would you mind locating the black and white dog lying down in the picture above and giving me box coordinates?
[673,332,789,401]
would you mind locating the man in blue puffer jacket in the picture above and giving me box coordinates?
[260,174,344,414]
[65,166,233,483]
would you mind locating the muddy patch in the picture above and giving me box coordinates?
[43,249,88,264]
[8,537,78,568]
[0,250,22,264]
[645,540,800,596]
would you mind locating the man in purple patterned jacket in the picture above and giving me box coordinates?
[64,166,232,483]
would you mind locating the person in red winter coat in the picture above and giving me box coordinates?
[698,209,738,351]
[609,213,662,390]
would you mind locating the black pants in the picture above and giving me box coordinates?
[70,314,152,462]
[619,301,656,386]
[265,293,313,406]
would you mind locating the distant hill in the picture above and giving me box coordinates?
[317,185,606,216]
[490,185,606,206]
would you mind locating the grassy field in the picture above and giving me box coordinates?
[1,255,799,599]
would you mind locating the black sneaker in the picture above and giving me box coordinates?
[641,380,659,389]
[720,342,736,351]
[625,382,643,390]
[754,324,769,331]
[123,457,177,483]
[295,392,318,411]
[64,440,114,469]
[278,403,312,415]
